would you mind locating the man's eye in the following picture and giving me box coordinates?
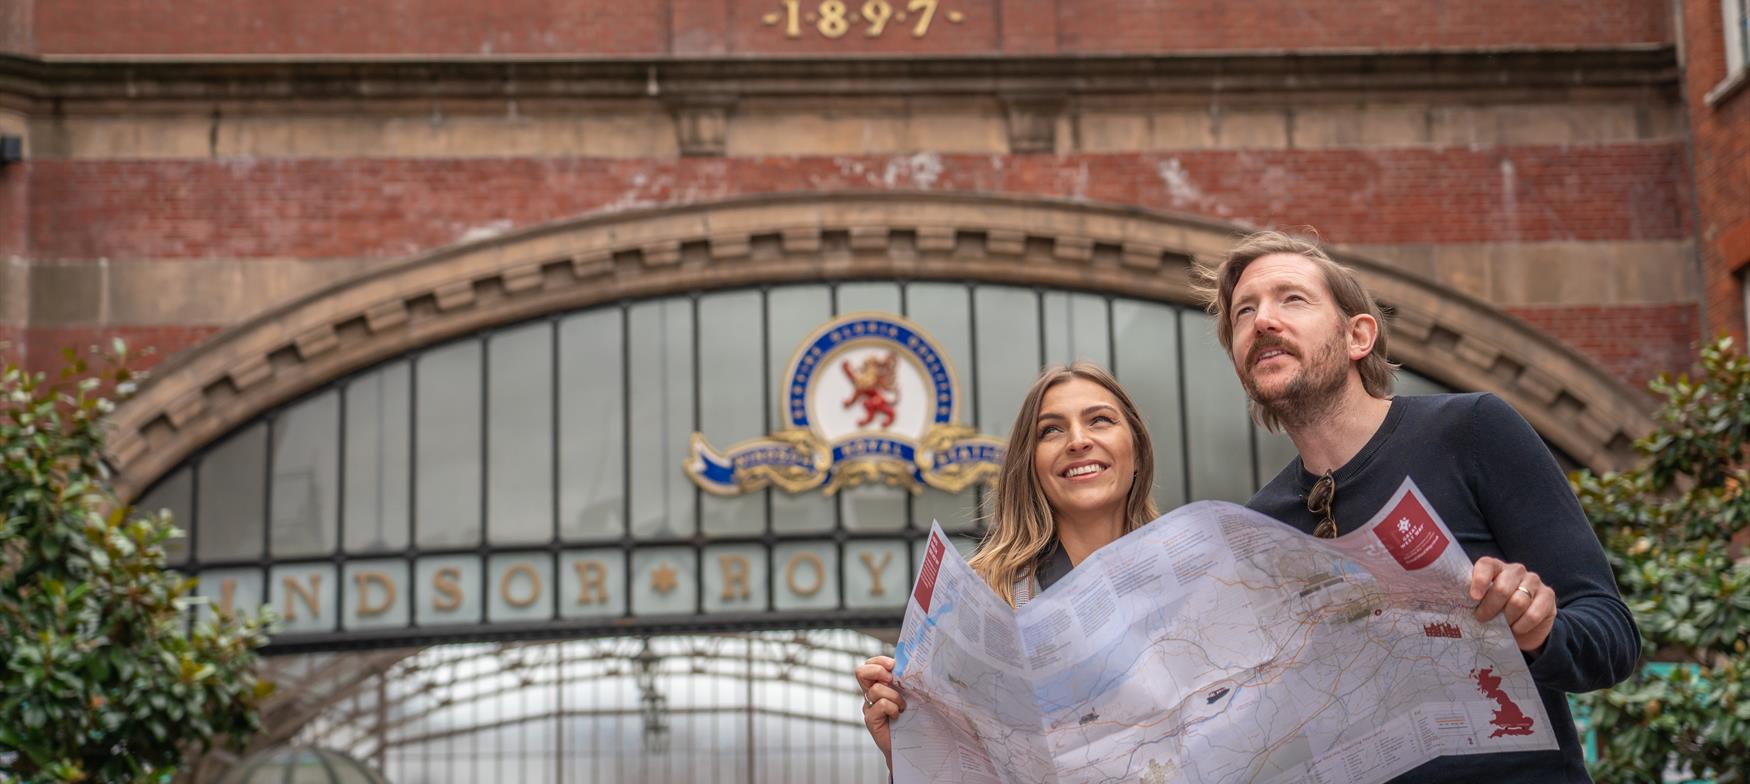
[1235,305,1255,317]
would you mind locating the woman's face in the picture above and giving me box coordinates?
[1031,377,1136,524]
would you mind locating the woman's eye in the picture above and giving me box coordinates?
[1039,425,1062,437]
[1091,415,1116,426]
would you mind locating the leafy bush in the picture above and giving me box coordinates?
[1573,336,1750,784]
[0,344,272,783]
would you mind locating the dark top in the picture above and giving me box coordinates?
[1035,543,1074,592]
[1247,393,1639,782]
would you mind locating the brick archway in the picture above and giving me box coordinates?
[107,191,1653,499]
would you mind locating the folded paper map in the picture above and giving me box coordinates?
[891,478,1556,783]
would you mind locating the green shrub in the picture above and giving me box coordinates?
[0,343,272,784]
[1573,336,1750,784]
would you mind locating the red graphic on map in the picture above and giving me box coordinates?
[1471,668,1536,738]
[914,534,946,613]
[1372,488,1450,571]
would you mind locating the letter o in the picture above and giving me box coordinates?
[786,552,825,597]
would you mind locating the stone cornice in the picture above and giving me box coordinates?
[0,47,1677,108]
[105,191,1655,500]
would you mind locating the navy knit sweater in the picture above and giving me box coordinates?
[1246,393,1640,782]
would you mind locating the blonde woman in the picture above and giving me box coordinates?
[854,361,1159,771]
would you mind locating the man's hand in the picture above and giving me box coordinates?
[856,655,906,770]
[1469,556,1557,654]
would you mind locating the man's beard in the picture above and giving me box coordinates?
[1241,330,1348,430]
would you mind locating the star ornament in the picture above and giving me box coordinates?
[650,563,679,595]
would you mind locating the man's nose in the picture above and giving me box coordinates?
[1252,302,1284,333]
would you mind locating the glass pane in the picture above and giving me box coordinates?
[488,323,554,545]
[344,361,410,554]
[341,559,409,630]
[836,281,901,315]
[1042,291,1111,369]
[416,340,483,549]
[137,467,193,564]
[559,309,625,541]
[270,391,339,558]
[628,300,695,538]
[1113,300,1187,510]
[841,483,905,532]
[1180,311,1255,503]
[773,542,838,611]
[973,286,1041,435]
[905,283,975,415]
[196,423,266,562]
[907,283,981,532]
[487,553,553,623]
[768,286,836,535]
[702,544,767,614]
[914,487,980,533]
[699,291,766,536]
[630,547,697,615]
[414,555,482,625]
[845,540,909,609]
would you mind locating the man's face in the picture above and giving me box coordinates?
[1227,253,1351,411]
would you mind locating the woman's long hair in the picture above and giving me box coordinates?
[967,362,1159,607]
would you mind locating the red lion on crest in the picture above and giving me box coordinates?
[842,352,900,429]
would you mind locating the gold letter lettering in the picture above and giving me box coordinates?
[858,551,893,596]
[573,560,609,605]
[786,552,825,597]
[720,555,751,601]
[282,573,322,622]
[499,563,542,609]
[432,566,463,611]
[354,571,396,617]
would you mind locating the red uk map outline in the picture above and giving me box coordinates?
[1471,667,1537,738]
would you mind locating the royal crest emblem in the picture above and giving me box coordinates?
[685,312,1006,496]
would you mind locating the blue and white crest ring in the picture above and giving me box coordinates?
[686,312,1006,496]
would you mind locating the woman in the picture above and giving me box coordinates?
[854,361,1159,770]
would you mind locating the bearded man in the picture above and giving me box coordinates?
[1201,230,1639,782]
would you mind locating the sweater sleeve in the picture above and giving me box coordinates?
[1465,393,1641,693]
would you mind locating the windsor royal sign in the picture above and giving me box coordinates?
[686,312,1005,496]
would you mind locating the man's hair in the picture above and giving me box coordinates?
[1196,230,1397,429]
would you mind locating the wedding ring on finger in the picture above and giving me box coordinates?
[1515,586,1534,598]
[863,693,875,709]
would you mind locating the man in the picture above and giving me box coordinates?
[1201,230,1639,782]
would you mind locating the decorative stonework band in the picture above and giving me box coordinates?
[106,192,1654,499]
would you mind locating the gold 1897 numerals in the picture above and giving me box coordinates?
[764,0,965,39]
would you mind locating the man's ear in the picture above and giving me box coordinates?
[1346,313,1379,362]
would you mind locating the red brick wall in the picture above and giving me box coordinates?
[16,325,222,378]
[0,0,31,54]
[30,0,1669,56]
[1682,0,1750,342]
[1507,304,1701,392]
[26,146,1688,261]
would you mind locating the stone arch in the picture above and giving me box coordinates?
[107,192,1653,499]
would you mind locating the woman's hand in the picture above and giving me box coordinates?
[855,655,906,769]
